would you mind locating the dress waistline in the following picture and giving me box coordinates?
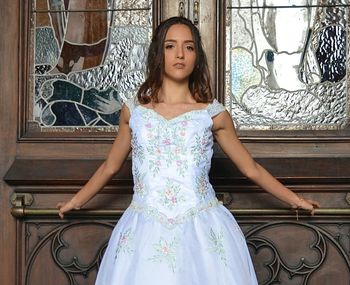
[128,198,222,230]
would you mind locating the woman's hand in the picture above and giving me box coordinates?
[56,199,81,219]
[291,197,320,215]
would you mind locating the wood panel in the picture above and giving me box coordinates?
[5,156,350,186]
[11,215,350,285]
[1,1,350,285]
[0,0,20,285]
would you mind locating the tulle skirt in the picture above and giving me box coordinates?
[95,204,258,285]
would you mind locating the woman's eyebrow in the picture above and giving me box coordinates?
[164,39,194,43]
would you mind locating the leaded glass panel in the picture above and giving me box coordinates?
[226,0,349,130]
[31,0,152,130]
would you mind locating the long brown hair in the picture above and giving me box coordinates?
[137,17,213,104]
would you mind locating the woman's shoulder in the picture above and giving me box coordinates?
[206,98,227,118]
[123,96,140,113]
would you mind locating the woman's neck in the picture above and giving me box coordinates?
[158,78,194,104]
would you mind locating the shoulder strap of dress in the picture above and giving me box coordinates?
[124,96,139,114]
[207,98,226,117]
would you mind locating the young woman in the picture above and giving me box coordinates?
[57,17,320,284]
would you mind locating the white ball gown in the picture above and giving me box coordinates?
[95,96,259,285]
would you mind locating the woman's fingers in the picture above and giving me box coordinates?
[293,198,320,216]
[56,202,62,209]
[56,202,70,219]
[310,205,315,216]
[302,199,320,215]
[309,199,321,208]
[56,202,64,219]
[56,200,81,219]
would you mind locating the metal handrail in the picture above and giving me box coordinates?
[11,207,350,218]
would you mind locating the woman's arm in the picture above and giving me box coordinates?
[212,111,320,214]
[56,104,132,218]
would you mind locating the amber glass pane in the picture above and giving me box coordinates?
[32,0,152,130]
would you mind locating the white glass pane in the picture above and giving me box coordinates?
[226,0,349,130]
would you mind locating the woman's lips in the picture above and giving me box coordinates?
[173,63,185,68]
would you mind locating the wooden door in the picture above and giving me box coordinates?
[1,1,350,284]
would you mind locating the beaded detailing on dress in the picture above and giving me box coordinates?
[207,99,227,117]
[130,198,222,230]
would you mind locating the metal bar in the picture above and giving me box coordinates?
[33,8,151,13]
[11,207,350,218]
[227,4,350,9]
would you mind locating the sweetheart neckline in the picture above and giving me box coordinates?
[137,104,210,122]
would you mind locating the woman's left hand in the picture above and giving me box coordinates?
[291,197,321,215]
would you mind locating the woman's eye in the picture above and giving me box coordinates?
[186,46,194,51]
[165,44,174,49]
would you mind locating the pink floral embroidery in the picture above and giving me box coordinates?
[195,170,210,200]
[207,228,227,266]
[158,179,186,210]
[162,138,171,145]
[191,127,212,166]
[140,108,191,177]
[149,236,180,272]
[114,228,134,261]
[134,169,148,198]
[131,133,145,164]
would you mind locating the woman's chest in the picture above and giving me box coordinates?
[130,107,213,147]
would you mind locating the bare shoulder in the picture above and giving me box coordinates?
[211,109,233,133]
[120,102,131,124]
[112,103,132,143]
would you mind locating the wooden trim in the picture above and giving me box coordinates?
[18,0,30,141]
[237,130,350,142]
[215,0,225,104]
[4,159,132,186]
[4,157,350,186]
[153,0,162,31]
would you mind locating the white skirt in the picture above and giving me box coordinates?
[95,204,258,285]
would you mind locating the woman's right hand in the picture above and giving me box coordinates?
[56,199,81,219]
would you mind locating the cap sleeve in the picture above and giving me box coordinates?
[124,96,138,114]
[207,99,226,118]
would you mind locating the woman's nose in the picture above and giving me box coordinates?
[176,47,184,59]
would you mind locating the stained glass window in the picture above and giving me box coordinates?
[226,0,349,130]
[31,0,152,130]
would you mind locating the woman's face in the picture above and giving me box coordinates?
[163,24,196,83]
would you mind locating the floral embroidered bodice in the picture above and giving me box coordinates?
[125,97,226,229]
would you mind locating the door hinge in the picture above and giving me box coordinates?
[179,0,200,25]
[346,193,350,206]
[10,193,34,207]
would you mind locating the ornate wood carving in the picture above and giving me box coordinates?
[18,218,350,285]
[246,221,350,284]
